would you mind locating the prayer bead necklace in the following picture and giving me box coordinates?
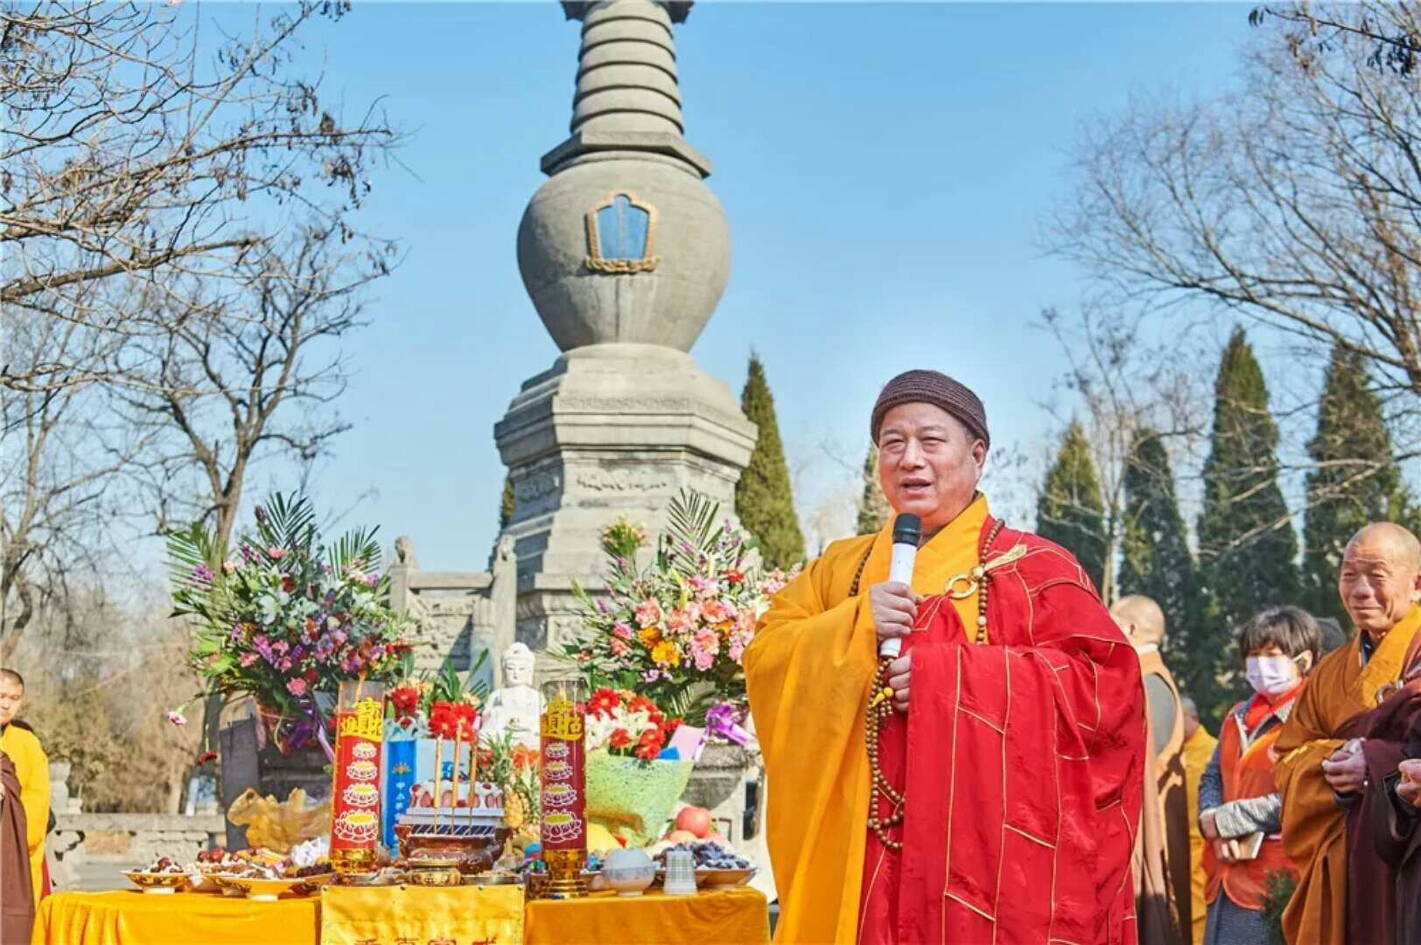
[861,518,1006,852]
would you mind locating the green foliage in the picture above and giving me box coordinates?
[499,473,515,531]
[734,354,805,569]
[428,649,491,705]
[856,445,891,535]
[1303,343,1416,626]
[1120,428,1226,719]
[1261,869,1298,945]
[1036,421,1108,590]
[1198,328,1299,641]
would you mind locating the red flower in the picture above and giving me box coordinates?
[281,575,295,593]
[195,751,218,766]
[452,702,479,740]
[429,701,458,739]
[589,688,621,716]
[389,686,421,720]
[725,569,745,585]
[608,728,633,750]
[634,727,666,760]
[627,695,656,716]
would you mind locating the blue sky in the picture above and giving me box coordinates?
[227,2,1256,569]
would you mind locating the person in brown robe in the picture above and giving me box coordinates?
[1348,629,1421,945]
[1114,594,1190,945]
[1,750,35,945]
[1275,523,1421,945]
[1380,755,1421,944]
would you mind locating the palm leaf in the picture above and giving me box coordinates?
[660,488,723,575]
[329,525,382,574]
[258,493,318,555]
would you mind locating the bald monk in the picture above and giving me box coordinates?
[1112,595,1190,945]
[1179,695,1218,945]
[1274,522,1421,945]
[745,369,1146,945]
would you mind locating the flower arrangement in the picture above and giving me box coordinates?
[387,653,490,738]
[166,493,412,753]
[585,688,680,761]
[566,489,797,726]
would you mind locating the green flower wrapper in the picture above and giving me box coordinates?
[584,747,694,848]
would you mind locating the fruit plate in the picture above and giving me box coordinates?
[121,871,190,894]
[214,873,335,901]
[695,866,757,887]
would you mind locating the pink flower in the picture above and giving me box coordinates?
[612,622,633,640]
[634,599,663,628]
[609,637,631,658]
[239,652,259,667]
[729,627,755,662]
[691,628,720,670]
[166,710,188,726]
[688,575,721,600]
[287,677,307,697]
[277,658,293,672]
[222,560,237,573]
[267,547,288,560]
[701,599,728,624]
[665,608,693,636]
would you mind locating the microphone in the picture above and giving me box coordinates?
[880,513,922,659]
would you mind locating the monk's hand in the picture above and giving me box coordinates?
[1398,759,1421,808]
[1199,809,1219,841]
[1322,740,1367,795]
[871,581,922,650]
[886,652,911,713]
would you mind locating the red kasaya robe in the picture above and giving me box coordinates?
[858,520,1146,945]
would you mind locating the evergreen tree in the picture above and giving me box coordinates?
[1197,328,1299,638]
[856,446,891,535]
[1119,428,1225,716]
[499,473,515,530]
[734,354,805,569]
[1036,421,1108,590]
[1303,343,1415,626]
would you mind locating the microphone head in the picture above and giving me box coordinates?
[891,513,922,546]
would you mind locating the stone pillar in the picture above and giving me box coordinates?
[497,0,754,668]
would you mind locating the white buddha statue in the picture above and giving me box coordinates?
[480,643,543,750]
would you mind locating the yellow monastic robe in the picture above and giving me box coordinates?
[1179,725,1217,945]
[0,724,49,907]
[1273,604,1421,945]
[744,495,987,945]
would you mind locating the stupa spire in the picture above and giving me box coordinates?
[543,0,709,178]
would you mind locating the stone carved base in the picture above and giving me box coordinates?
[494,343,756,665]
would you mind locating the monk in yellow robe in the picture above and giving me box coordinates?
[745,370,1146,945]
[1274,523,1421,945]
[1178,695,1217,945]
[0,669,48,909]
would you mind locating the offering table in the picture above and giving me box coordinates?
[31,885,769,945]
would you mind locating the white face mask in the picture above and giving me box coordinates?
[1245,655,1300,697]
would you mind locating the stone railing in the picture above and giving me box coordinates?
[52,813,226,890]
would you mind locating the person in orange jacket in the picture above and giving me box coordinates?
[1198,607,1322,945]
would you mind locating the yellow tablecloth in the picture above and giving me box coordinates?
[321,885,523,945]
[524,888,770,945]
[31,890,319,945]
[32,885,769,945]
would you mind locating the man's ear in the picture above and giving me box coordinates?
[1296,651,1315,675]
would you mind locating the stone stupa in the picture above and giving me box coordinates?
[495,0,756,665]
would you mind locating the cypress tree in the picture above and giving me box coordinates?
[1120,428,1224,716]
[734,354,805,569]
[1197,328,1299,637]
[499,473,515,530]
[1303,343,1415,626]
[856,446,891,535]
[1036,420,1108,590]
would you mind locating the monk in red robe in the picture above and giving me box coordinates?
[745,370,1146,945]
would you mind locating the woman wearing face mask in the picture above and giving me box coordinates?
[1198,606,1323,945]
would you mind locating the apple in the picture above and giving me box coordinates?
[675,806,713,839]
[666,829,698,845]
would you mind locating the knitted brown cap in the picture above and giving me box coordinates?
[870,369,990,449]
